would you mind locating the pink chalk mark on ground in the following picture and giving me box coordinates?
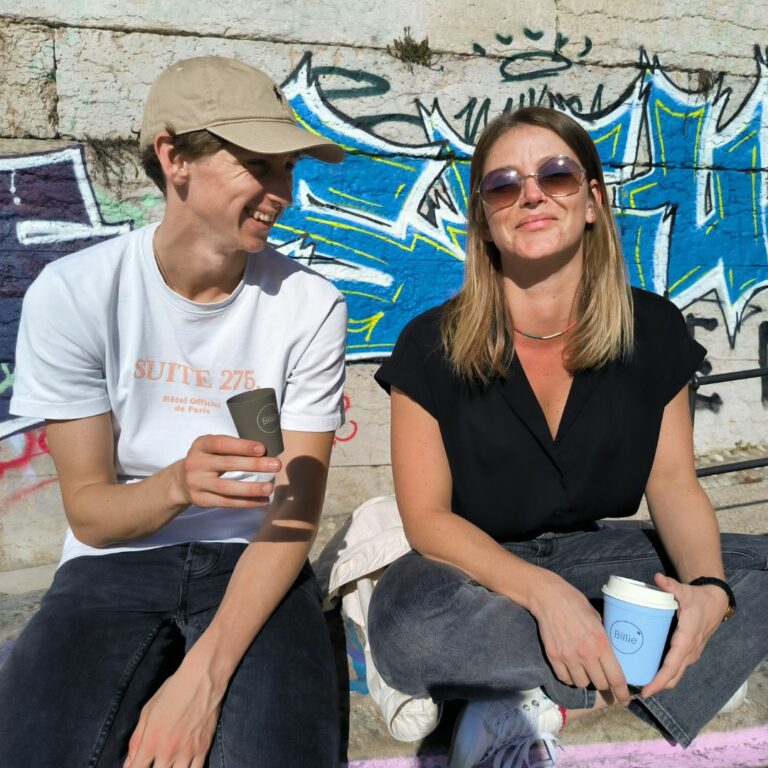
[344,724,768,768]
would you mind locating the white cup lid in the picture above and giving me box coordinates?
[602,575,678,610]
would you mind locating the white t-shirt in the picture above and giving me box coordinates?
[11,223,347,565]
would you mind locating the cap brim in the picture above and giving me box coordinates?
[207,120,344,163]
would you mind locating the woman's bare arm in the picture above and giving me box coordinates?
[641,386,730,696]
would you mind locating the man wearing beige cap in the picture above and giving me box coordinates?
[2,57,346,767]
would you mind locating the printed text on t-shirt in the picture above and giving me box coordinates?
[134,359,256,391]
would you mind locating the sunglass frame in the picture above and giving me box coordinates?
[478,155,586,209]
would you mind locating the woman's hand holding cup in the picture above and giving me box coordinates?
[531,571,631,705]
[640,573,728,698]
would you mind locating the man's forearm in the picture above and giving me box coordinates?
[181,429,334,690]
[188,525,318,688]
[47,415,278,548]
[65,462,192,546]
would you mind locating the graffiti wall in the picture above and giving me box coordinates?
[0,149,130,431]
[276,51,768,350]
[2,5,768,571]
[2,4,768,764]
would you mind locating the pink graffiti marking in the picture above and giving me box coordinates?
[343,724,768,767]
[334,394,358,444]
[1,477,58,512]
[0,428,49,477]
[0,428,55,513]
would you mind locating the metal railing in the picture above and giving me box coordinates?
[689,367,768,477]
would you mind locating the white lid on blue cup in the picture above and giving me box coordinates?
[602,575,678,610]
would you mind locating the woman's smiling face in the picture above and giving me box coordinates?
[481,124,600,269]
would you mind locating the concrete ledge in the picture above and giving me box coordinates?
[0,562,56,594]
[1,472,765,764]
[1,591,765,765]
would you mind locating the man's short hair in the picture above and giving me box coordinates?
[140,128,227,194]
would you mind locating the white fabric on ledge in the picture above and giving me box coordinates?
[316,495,441,742]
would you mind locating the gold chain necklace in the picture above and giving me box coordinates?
[513,319,577,340]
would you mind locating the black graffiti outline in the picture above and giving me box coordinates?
[500,51,573,82]
[312,66,391,100]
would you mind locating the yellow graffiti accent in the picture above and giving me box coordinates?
[342,290,388,303]
[669,265,702,292]
[347,343,395,350]
[740,277,756,290]
[705,174,725,234]
[293,112,417,173]
[272,223,387,264]
[727,128,759,153]
[292,114,378,158]
[328,187,383,207]
[292,113,415,170]
[653,100,705,176]
[293,113,353,152]
[450,160,470,208]
[628,182,658,208]
[373,156,417,171]
[392,284,403,302]
[446,225,467,252]
[395,183,406,199]
[347,312,385,342]
[593,124,623,159]
[305,216,463,260]
[729,268,733,288]
[653,102,668,174]
[751,146,759,241]
[716,173,724,219]
[634,227,646,288]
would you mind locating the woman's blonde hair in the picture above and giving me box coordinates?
[441,107,634,383]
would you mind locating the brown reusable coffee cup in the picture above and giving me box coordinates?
[226,388,284,456]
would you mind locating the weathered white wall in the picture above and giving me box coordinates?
[2,1,767,569]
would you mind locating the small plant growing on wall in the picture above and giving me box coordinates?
[387,26,440,71]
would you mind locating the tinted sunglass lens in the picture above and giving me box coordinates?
[537,157,583,196]
[480,169,521,206]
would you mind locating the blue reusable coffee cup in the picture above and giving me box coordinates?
[602,576,678,687]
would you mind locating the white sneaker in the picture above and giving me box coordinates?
[448,688,565,768]
[718,681,748,714]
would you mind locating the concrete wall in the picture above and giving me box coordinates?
[2,1,768,569]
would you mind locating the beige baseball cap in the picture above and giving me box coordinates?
[139,56,343,163]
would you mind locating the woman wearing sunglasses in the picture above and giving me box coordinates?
[368,107,767,767]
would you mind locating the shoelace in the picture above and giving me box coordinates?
[490,730,562,768]
[478,701,564,768]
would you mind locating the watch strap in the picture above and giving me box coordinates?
[689,576,736,621]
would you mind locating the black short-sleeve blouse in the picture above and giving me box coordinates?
[374,288,706,541]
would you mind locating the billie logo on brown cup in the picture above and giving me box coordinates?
[226,388,284,456]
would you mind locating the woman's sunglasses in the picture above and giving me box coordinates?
[478,155,586,210]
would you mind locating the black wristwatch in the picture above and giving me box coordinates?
[689,577,736,621]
